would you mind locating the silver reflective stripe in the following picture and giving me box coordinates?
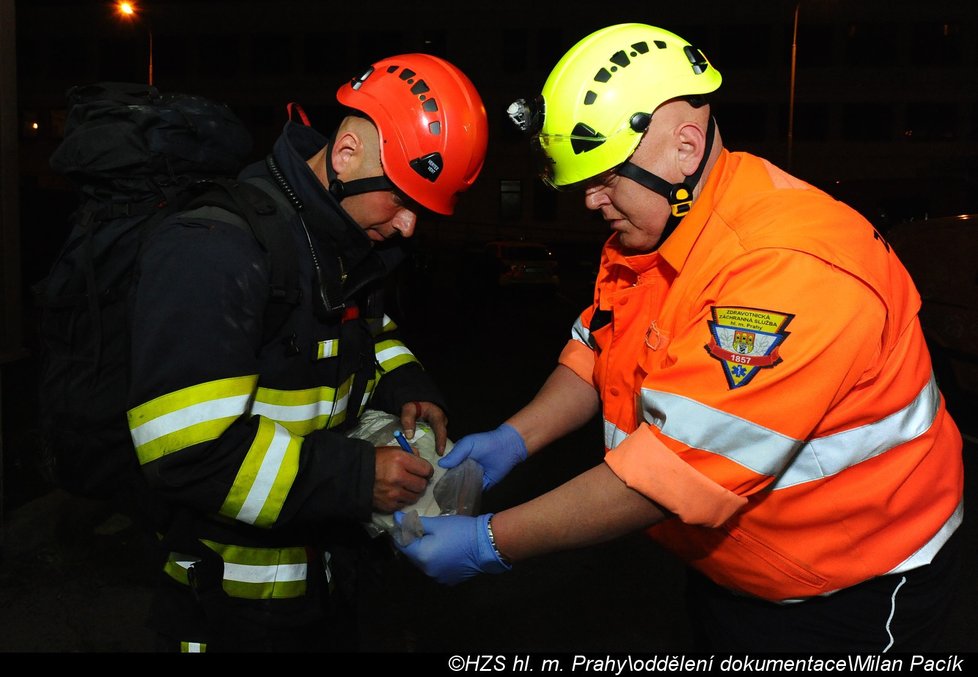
[604,419,631,450]
[638,389,798,477]
[376,344,412,364]
[887,500,963,575]
[223,561,307,584]
[571,315,590,346]
[635,374,940,489]
[131,394,252,448]
[316,339,339,359]
[777,375,941,489]
[234,422,293,525]
[251,391,348,422]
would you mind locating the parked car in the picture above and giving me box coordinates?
[888,213,978,404]
[476,240,560,290]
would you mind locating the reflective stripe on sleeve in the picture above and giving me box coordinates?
[251,376,354,435]
[375,339,419,372]
[128,375,259,464]
[570,315,591,347]
[220,418,301,528]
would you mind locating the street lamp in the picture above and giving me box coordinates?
[116,1,153,86]
[787,2,800,171]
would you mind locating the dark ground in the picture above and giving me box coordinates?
[1,249,976,655]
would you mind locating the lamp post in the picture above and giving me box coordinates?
[787,2,800,171]
[116,2,153,86]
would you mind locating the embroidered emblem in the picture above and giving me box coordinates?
[705,306,794,389]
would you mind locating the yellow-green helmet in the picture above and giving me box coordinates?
[528,23,722,189]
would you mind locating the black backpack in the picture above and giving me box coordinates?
[34,82,298,507]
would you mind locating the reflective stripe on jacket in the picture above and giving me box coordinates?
[559,150,964,601]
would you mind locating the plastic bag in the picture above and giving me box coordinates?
[346,410,483,545]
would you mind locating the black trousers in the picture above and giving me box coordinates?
[684,527,963,653]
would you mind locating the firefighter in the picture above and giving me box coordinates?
[128,54,488,652]
[394,24,964,652]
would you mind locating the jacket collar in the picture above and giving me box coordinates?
[269,121,406,303]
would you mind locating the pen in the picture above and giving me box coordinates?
[393,429,414,455]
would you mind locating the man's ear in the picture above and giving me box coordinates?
[676,122,707,178]
[330,129,362,175]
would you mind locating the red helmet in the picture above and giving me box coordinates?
[337,53,488,215]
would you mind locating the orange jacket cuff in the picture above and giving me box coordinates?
[558,340,596,385]
[605,425,747,528]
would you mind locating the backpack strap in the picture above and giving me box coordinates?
[183,178,302,344]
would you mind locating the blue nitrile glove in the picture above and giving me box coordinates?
[393,512,511,586]
[438,423,527,490]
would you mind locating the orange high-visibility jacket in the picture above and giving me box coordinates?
[559,150,964,602]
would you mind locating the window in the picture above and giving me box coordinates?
[909,22,963,68]
[844,22,898,68]
[841,103,893,141]
[905,103,957,142]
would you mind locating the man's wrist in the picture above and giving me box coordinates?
[486,514,511,566]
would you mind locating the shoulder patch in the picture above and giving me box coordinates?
[704,306,794,389]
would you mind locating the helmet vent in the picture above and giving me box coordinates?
[632,41,650,54]
[399,69,417,81]
[653,40,667,49]
[684,46,709,75]
[422,98,439,112]
[429,121,441,135]
[610,50,630,68]
[411,80,430,96]
[594,68,612,83]
[386,65,398,73]
[584,91,597,105]
[570,122,605,155]
[351,66,375,90]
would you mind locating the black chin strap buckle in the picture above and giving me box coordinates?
[328,179,346,200]
[669,184,693,217]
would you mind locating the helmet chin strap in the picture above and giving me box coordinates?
[616,115,716,245]
[323,136,397,201]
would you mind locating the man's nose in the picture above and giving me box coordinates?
[392,208,417,238]
[584,186,610,210]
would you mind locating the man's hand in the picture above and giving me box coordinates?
[373,446,433,513]
[438,423,527,490]
[393,512,511,586]
[400,401,448,455]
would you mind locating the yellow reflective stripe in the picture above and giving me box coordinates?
[220,419,301,528]
[128,375,259,464]
[163,544,312,600]
[251,377,353,435]
[375,339,419,372]
[316,339,339,359]
[356,378,375,418]
[163,553,196,585]
[203,540,309,599]
[379,314,397,333]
